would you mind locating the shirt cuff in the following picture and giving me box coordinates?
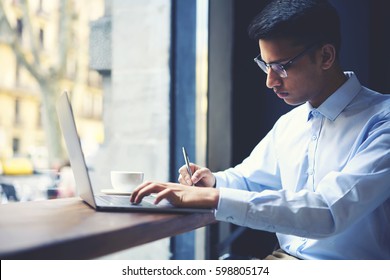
[214,187,252,226]
[213,172,227,189]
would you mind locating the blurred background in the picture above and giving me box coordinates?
[0,0,104,203]
[0,0,389,260]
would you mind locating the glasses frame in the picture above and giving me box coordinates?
[254,44,318,78]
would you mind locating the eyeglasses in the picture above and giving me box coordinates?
[254,44,317,78]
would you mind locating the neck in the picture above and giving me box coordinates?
[311,66,347,108]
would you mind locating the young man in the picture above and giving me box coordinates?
[131,0,390,259]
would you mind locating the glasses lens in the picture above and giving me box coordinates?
[271,64,287,78]
[254,58,268,74]
[254,57,288,78]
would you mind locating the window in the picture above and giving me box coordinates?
[38,0,43,11]
[16,18,23,39]
[14,99,21,125]
[12,137,20,154]
[15,60,21,86]
[39,28,44,49]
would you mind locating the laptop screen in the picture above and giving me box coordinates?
[56,92,97,208]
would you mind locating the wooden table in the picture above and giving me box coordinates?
[0,198,215,259]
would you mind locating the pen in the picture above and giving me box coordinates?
[182,147,194,186]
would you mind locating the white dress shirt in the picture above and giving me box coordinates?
[214,72,390,259]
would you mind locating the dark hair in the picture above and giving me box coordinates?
[248,0,341,52]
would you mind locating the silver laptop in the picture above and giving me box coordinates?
[56,92,213,214]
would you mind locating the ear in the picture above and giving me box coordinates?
[320,44,336,70]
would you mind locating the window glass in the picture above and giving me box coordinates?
[0,0,104,201]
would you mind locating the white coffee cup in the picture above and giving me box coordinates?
[110,171,144,192]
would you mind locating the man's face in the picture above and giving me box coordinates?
[259,38,326,107]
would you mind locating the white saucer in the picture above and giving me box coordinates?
[101,189,132,195]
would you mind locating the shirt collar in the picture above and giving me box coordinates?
[306,72,362,121]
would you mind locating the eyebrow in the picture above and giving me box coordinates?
[260,55,292,65]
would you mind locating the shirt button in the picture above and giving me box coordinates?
[311,135,317,141]
[226,216,234,222]
[308,170,314,175]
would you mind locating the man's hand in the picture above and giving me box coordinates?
[178,163,216,188]
[130,181,219,208]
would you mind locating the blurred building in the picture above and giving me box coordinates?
[0,0,104,171]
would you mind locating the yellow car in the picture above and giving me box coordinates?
[1,157,34,175]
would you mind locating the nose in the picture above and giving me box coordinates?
[266,68,282,89]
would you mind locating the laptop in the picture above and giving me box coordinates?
[56,92,213,214]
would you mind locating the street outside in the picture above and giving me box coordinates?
[0,171,59,203]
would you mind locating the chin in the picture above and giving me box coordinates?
[284,99,306,106]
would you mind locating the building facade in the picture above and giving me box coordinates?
[0,0,104,170]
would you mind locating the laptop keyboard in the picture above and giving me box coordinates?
[96,195,157,207]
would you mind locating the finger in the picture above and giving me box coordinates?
[133,182,165,204]
[179,163,198,176]
[178,166,193,186]
[178,174,186,185]
[189,163,197,173]
[178,165,188,174]
[192,167,209,184]
[154,188,175,205]
[130,181,151,203]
